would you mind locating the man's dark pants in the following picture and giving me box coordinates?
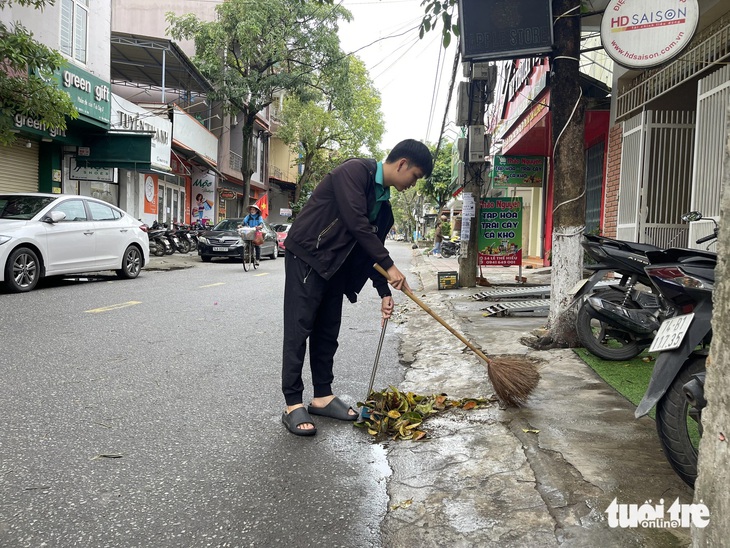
[282,252,345,406]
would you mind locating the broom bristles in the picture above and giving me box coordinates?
[486,356,541,407]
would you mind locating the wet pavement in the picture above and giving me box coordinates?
[146,246,695,546]
[385,247,693,547]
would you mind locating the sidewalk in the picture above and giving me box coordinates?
[381,247,693,547]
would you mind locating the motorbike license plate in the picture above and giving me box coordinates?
[213,246,228,252]
[649,313,695,353]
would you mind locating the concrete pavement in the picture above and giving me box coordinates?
[145,246,695,546]
[383,246,693,547]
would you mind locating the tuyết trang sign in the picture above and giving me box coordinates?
[600,0,699,69]
[111,94,172,171]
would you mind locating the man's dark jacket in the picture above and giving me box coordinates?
[285,158,393,302]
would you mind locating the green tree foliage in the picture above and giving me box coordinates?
[419,0,459,48]
[166,0,350,205]
[0,0,78,145]
[276,56,385,205]
[390,186,420,241]
[420,141,457,215]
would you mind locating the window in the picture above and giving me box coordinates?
[54,199,87,222]
[87,201,121,221]
[60,0,88,63]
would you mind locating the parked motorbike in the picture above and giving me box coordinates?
[176,224,198,252]
[441,237,460,258]
[634,211,718,488]
[148,221,172,257]
[172,223,192,253]
[571,234,671,360]
[162,223,186,254]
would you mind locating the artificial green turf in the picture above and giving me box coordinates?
[573,348,657,419]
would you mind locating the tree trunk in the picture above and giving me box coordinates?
[240,112,257,207]
[692,105,730,545]
[546,0,586,347]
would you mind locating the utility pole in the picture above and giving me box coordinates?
[459,67,489,288]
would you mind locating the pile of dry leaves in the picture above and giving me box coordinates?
[354,386,492,441]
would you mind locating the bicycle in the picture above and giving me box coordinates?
[237,227,260,271]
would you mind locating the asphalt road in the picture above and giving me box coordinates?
[0,245,413,547]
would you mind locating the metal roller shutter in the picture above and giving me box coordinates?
[0,140,39,193]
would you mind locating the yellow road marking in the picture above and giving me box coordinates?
[254,273,269,277]
[200,282,226,288]
[85,301,142,313]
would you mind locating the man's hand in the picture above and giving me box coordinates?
[385,265,411,293]
[380,296,394,325]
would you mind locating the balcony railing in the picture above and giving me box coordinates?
[229,151,242,172]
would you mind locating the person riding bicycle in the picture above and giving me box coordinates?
[242,204,264,265]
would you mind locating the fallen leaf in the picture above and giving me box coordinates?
[522,428,540,434]
[390,498,413,510]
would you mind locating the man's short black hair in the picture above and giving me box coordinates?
[385,139,433,178]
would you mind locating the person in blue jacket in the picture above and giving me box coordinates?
[280,139,433,436]
[242,204,264,265]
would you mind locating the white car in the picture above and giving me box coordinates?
[0,193,150,293]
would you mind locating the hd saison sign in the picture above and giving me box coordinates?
[458,0,554,61]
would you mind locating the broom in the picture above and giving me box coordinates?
[374,264,540,406]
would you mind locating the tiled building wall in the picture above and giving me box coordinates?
[602,124,623,237]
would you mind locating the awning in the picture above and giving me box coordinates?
[172,140,223,179]
[78,132,152,170]
[110,32,214,96]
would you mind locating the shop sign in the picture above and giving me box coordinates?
[11,112,71,141]
[112,95,172,171]
[69,157,115,182]
[219,189,236,200]
[493,156,545,187]
[478,197,523,267]
[192,166,216,225]
[495,59,549,142]
[601,0,699,69]
[49,65,111,125]
[458,0,553,61]
[144,174,158,215]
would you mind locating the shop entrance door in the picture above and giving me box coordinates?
[157,180,186,226]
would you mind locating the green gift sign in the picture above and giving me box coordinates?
[493,155,545,187]
[478,197,523,267]
[51,65,111,127]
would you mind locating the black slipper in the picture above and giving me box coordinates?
[282,407,317,436]
[308,397,358,421]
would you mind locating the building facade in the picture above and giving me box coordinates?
[604,0,729,252]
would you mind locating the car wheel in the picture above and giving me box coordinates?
[4,246,40,292]
[117,245,143,279]
[269,245,277,260]
[201,255,212,262]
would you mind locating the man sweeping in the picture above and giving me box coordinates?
[280,139,434,436]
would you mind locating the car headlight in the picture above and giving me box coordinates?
[0,235,11,245]
[198,236,209,245]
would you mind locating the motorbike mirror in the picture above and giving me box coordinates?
[681,211,703,223]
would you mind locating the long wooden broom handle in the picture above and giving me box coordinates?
[374,263,492,365]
